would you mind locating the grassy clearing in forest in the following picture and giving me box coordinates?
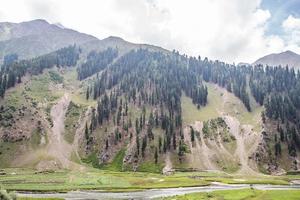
[181,84,221,124]
[182,82,263,132]
[25,71,63,103]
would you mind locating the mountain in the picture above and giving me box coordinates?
[1,19,300,176]
[253,50,300,70]
[0,19,97,62]
[0,19,169,63]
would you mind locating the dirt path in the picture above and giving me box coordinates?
[47,94,84,170]
[163,151,173,174]
[194,122,216,170]
[211,83,261,175]
[224,115,257,175]
[47,93,74,169]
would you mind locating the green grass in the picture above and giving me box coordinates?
[82,152,101,168]
[0,168,209,192]
[0,141,27,167]
[64,101,82,144]
[181,84,221,124]
[49,70,63,84]
[138,161,164,173]
[0,168,296,193]
[101,149,126,171]
[159,189,300,200]
[202,176,289,185]
[182,82,263,133]
[25,71,63,104]
[214,158,240,174]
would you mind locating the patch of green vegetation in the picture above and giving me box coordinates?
[0,86,24,108]
[101,149,126,171]
[138,162,163,173]
[182,82,262,132]
[287,171,300,175]
[0,85,25,128]
[159,189,300,200]
[0,141,25,167]
[0,188,17,200]
[29,129,42,149]
[82,152,101,168]
[64,101,82,144]
[215,158,239,173]
[181,84,221,124]
[25,72,62,103]
[1,168,296,192]
[202,176,289,185]
[49,70,63,84]
[0,168,210,192]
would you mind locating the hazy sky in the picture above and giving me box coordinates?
[0,0,299,63]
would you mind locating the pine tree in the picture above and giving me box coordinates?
[190,127,195,143]
[86,86,89,100]
[136,135,140,155]
[84,123,89,140]
[154,147,158,164]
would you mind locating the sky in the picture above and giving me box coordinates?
[0,0,299,63]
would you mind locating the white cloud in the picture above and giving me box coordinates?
[0,0,297,63]
[281,15,300,53]
[282,15,300,30]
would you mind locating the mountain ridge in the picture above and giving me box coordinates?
[253,50,300,70]
[0,19,300,175]
[0,19,97,61]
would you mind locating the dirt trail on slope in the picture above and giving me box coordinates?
[224,115,258,175]
[47,93,84,170]
[212,84,261,175]
[194,122,216,170]
[48,93,72,168]
[163,151,173,174]
[183,123,217,170]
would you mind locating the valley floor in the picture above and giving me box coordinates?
[1,168,300,195]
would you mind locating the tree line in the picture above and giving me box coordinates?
[0,45,80,98]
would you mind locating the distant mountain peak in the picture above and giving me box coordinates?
[20,19,50,26]
[104,36,125,42]
[283,50,296,54]
[0,19,97,61]
[28,19,48,23]
[253,50,300,70]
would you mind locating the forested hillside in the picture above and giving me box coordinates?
[0,30,300,174]
[0,45,80,97]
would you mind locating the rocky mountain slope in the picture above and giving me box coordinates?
[253,50,300,70]
[0,19,300,175]
[0,19,97,62]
